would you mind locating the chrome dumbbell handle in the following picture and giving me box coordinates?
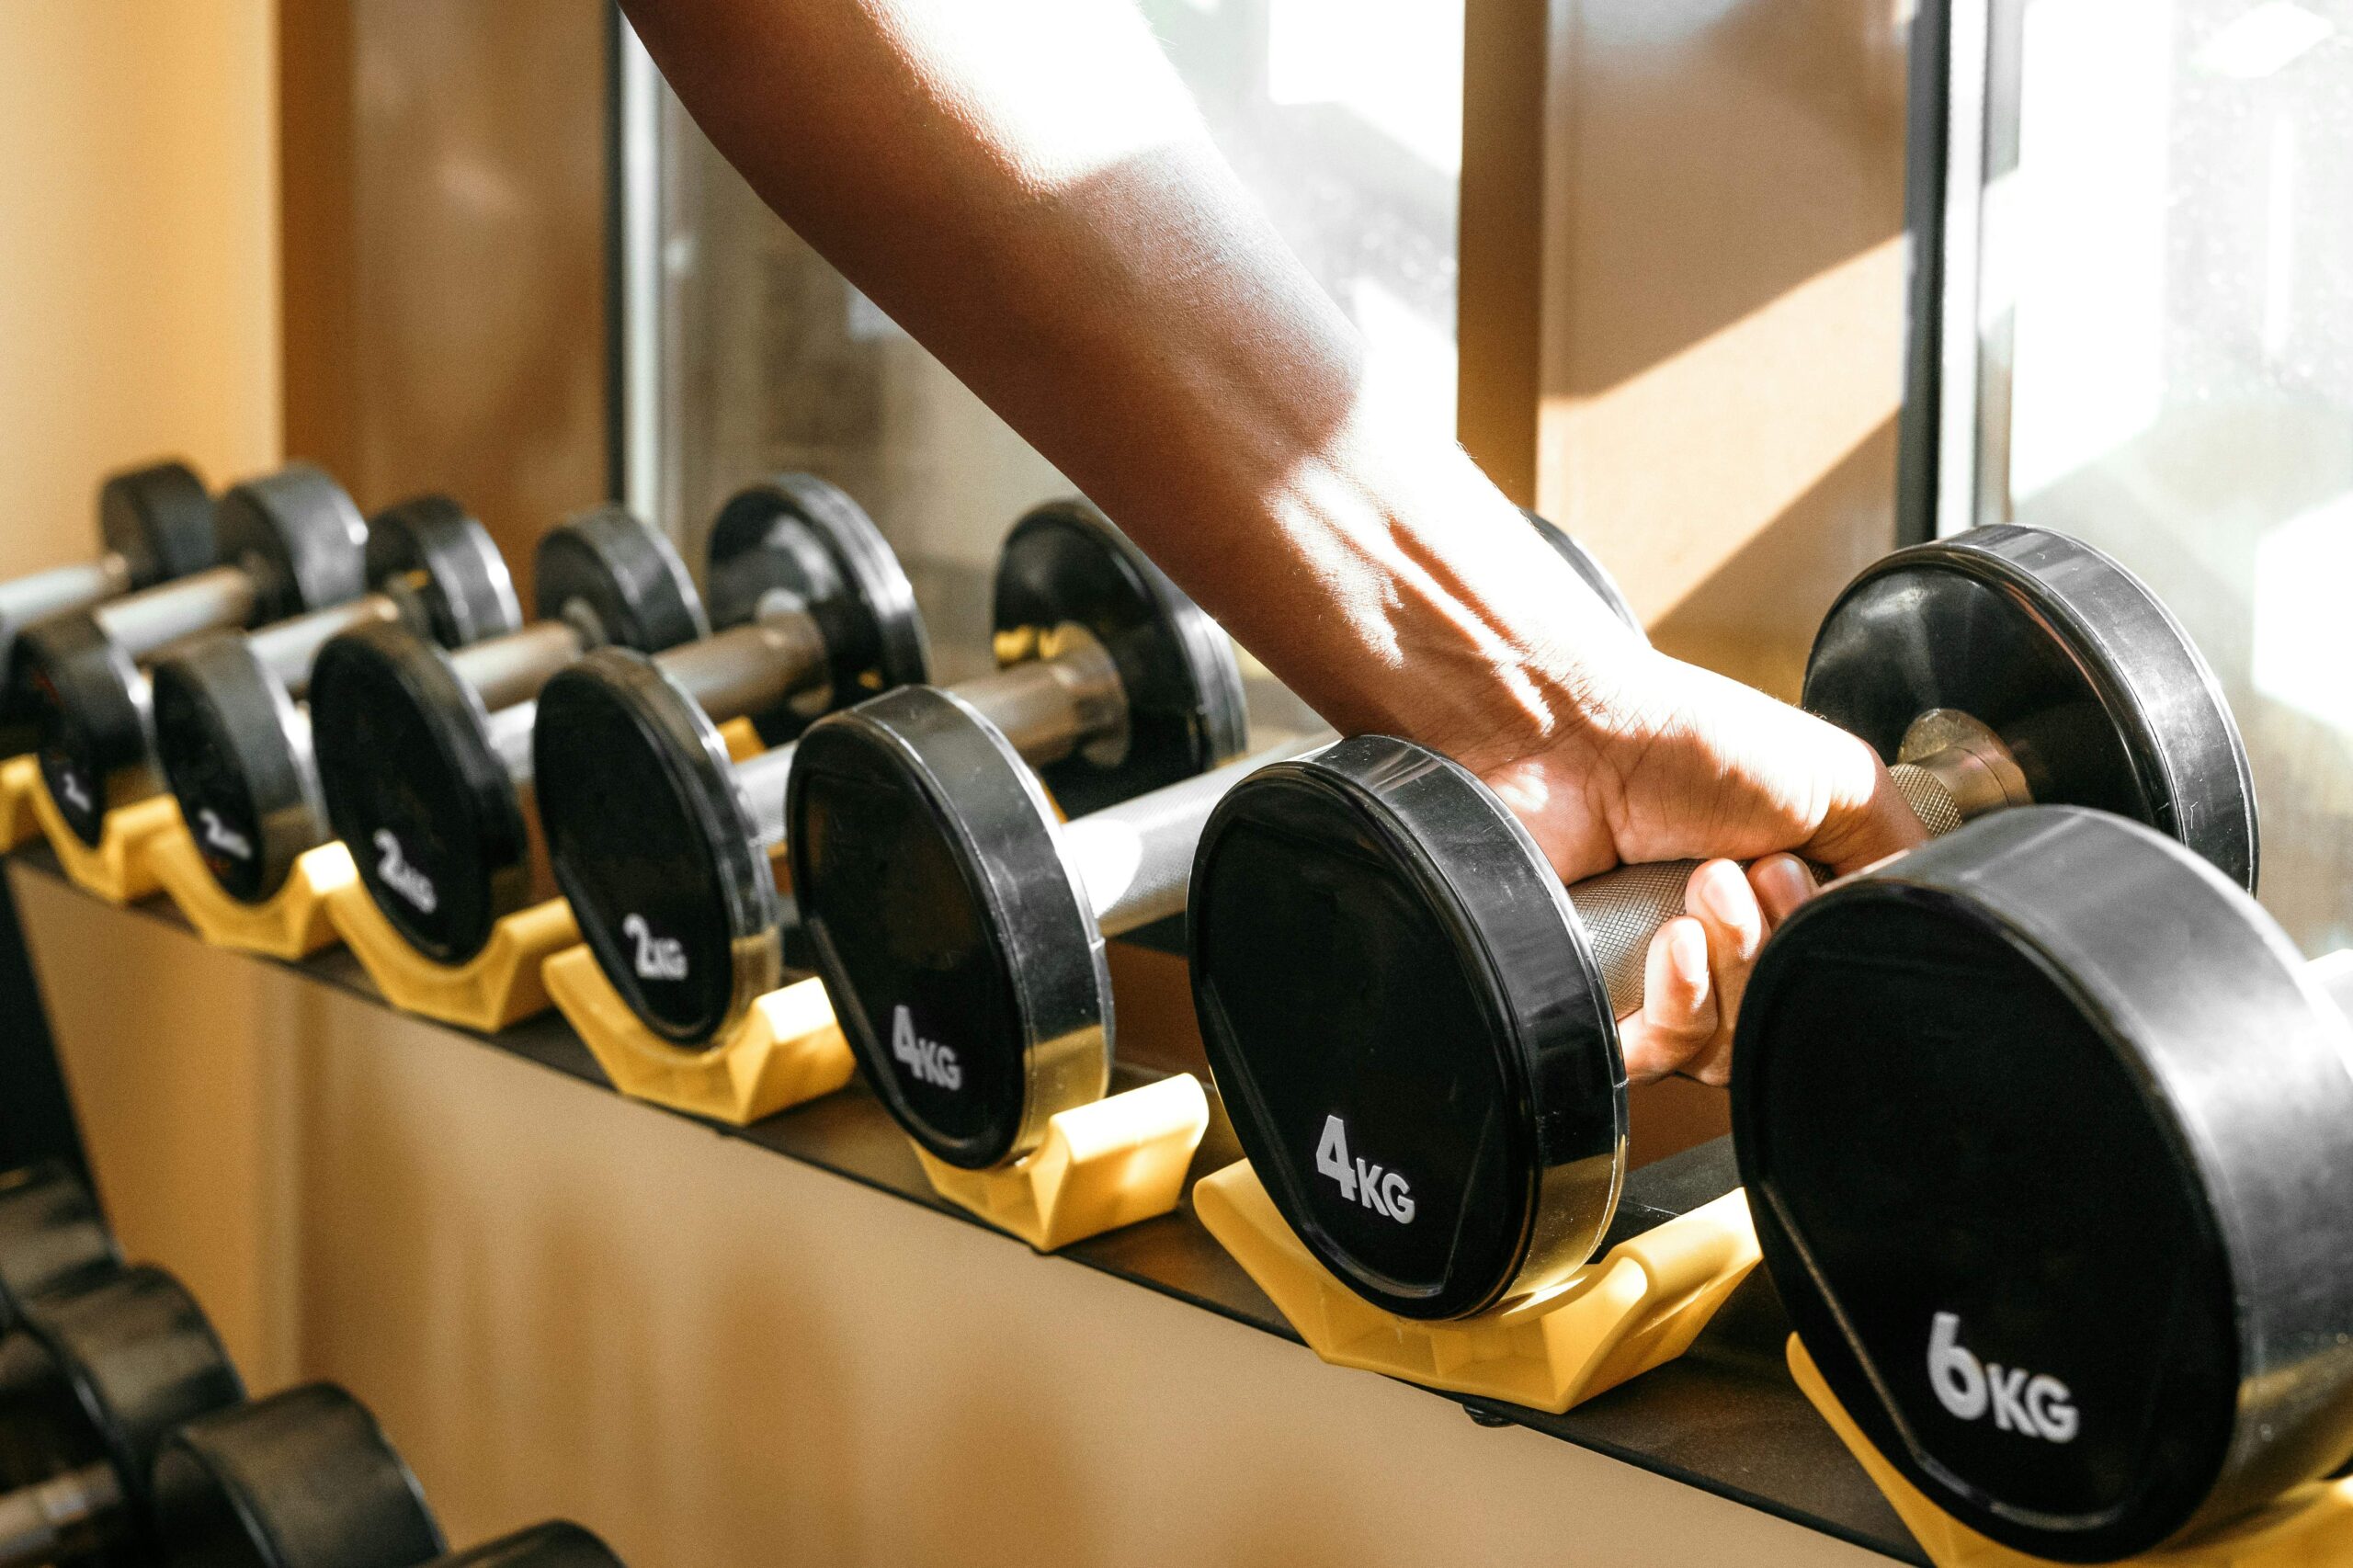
[1063,733,1336,937]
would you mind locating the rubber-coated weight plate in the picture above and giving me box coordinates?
[704,473,930,740]
[1182,512,1645,1316]
[790,687,1108,1168]
[212,464,369,622]
[366,495,521,649]
[991,501,1246,817]
[1804,525,2257,892]
[151,635,319,904]
[150,1384,443,1568]
[17,611,151,846]
[536,651,783,1045]
[0,1163,120,1334]
[1735,808,2353,1561]
[431,1524,626,1568]
[533,506,707,654]
[10,1267,243,1518]
[1190,737,1624,1318]
[310,624,530,964]
[98,460,215,588]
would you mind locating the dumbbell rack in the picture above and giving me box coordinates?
[3,837,1929,1565]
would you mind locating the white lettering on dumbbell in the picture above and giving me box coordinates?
[620,913,688,981]
[197,808,252,861]
[1315,1115,1415,1223]
[891,1005,961,1090]
[56,770,90,814]
[1927,1312,2077,1442]
[373,829,438,914]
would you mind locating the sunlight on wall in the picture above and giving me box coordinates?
[1542,236,1906,620]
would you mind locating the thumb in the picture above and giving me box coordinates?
[1800,745,1929,875]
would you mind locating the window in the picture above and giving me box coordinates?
[1947,0,2353,949]
[614,1,1464,680]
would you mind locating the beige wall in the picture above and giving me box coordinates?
[0,1,280,576]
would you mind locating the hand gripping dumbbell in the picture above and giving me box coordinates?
[1735,804,2353,1561]
[302,503,712,965]
[779,516,1639,1172]
[0,1166,119,1336]
[1183,525,2258,1323]
[0,1265,244,1565]
[0,460,216,757]
[13,464,377,847]
[536,496,1245,1080]
[145,499,521,903]
[312,477,923,969]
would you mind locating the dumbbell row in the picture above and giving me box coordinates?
[303,474,933,968]
[0,1166,620,1568]
[535,495,1247,1056]
[24,459,2347,1563]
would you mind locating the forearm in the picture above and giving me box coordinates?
[621,0,1648,750]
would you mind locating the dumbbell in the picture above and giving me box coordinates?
[310,476,926,969]
[535,496,1245,1062]
[14,464,375,847]
[1184,525,2258,1324]
[301,503,710,965]
[0,460,216,756]
[0,1167,119,1339]
[146,499,522,904]
[1736,805,2353,1560]
[781,516,1638,1171]
[0,1265,244,1564]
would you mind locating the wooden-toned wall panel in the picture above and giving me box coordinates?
[1457,0,1910,696]
[281,0,609,602]
[0,0,280,576]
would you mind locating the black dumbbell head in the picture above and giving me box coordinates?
[150,635,320,903]
[1188,518,1649,1318]
[1804,524,2257,892]
[1192,735,1626,1318]
[0,1267,243,1523]
[310,623,529,963]
[212,464,369,622]
[150,1383,443,1568]
[704,473,930,741]
[536,650,784,1045]
[790,686,1108,1168]
[532,506,707,654]
[17,609,151,846]
[0,1163,121,1334]
[990,500,1247,818]
[98,460,215,589]
[1734,807,2353,1561]
[366,495,523,650]
[428,1523,625,1567]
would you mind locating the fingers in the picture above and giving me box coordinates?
[1618,915,1716,1084]
[1618,854,1815,1086]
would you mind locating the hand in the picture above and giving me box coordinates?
[1463,649,1927,1085]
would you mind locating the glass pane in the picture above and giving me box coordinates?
[632,0,1462,691]
[2003,0,2353,950]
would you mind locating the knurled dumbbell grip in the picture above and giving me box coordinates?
[1570,761,1962,1014]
